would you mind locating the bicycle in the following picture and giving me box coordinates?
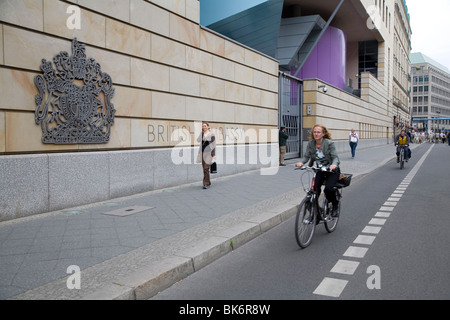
[396,145,408,169]
[294,166,352,249]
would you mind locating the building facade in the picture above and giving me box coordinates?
[0,0,412,221]
[411,52,450,132]
[203,0,411,150]
[392,0,412,133]
[0,0,279,221]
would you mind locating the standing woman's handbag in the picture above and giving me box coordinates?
[210,161,217,174]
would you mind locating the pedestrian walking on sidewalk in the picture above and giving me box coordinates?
[279,125,288,166]
[349,129,359,158]
[197,121,216,189]
[296,124,341,217]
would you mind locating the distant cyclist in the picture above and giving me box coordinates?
[395,129,411,162]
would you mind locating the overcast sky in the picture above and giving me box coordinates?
[406,0,450,71]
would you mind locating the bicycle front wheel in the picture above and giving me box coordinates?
[295,197,316,248]
[323,197,339,233]
[399,148,404,169]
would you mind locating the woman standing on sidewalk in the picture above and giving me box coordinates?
[197,122,216,189]
[296,124,341,217]
[349,129,359,158]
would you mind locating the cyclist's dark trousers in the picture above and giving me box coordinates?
[315,170,340,206]
[396,146,411,158]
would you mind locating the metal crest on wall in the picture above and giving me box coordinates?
[34,38,116,144]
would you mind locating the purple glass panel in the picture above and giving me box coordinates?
[294,26,346,90]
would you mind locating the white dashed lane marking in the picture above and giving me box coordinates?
[313,278,348,298]
[368,218,387,225]
[362,226,381,234]
[330,260,360,275]
[353,235,376,245]
[375,211,391,218]
[312,144,434,298]
[343,246,368,258]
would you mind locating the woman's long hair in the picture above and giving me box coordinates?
[310,124,332,140]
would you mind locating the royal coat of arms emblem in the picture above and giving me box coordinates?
[34,38,116,144]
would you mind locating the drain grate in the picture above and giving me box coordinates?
[102,206,154,217]
[64,210,83,215]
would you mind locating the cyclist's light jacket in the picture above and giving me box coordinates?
[299,138,340,168]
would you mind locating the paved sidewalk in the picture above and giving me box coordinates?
[0,143,420,300]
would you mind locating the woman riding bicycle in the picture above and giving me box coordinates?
[296,124,341,217]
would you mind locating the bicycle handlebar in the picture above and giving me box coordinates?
[295,165,330,172]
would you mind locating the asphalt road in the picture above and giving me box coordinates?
[151,143,450,300]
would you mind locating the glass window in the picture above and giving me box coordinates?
[358,40,378,88]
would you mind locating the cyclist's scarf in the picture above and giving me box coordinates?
[315,149,329,167]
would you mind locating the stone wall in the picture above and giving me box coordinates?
[302,72,392,141]
[0,0,280,221]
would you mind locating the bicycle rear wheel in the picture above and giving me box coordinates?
[295,197,316,248]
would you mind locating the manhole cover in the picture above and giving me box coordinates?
[102,206,154,217]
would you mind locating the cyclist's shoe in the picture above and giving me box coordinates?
[331,205,339,217]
